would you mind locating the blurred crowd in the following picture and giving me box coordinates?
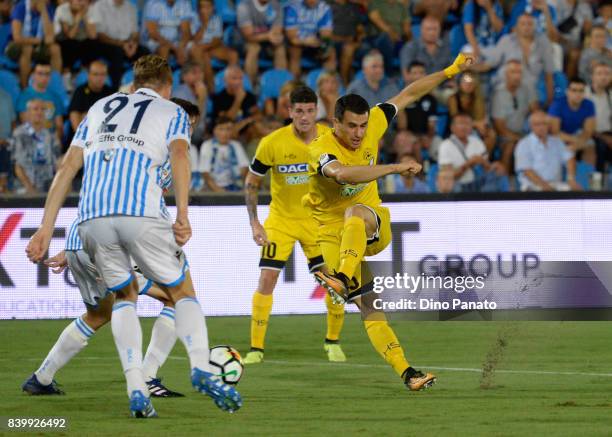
[0,0,609,195]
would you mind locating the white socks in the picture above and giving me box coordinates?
[174,297,210,372]
[142,307,177,381]
[111,301,148,397]
[35,317,92,385]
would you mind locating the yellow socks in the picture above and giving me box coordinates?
[364,320,410,377]
[338,216,367,284]
[250,291,273,350]
[325,293,345,341]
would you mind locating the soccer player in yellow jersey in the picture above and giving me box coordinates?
[304,53,474,390]
[243,86,347,364]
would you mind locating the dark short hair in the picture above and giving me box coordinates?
[170,97,201,119]
[33,61,51,71]
[452,112,473,123]
[334,94,370,121]
[407,61,426,71]
[568,77,587,87]
[290,86,317,105]
[133,54,173,90]
[213,116,234,128]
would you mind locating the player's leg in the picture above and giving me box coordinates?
[299,219,346,362]
[124,217,241,413]
[140,282,183,397]
[244,224,294,364]
[23,249,114,395]
[314,204,378,302]
[79,218,157,418]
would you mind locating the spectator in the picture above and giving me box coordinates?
[401,61,440,160]
[237,0,286,85]
[0,0,12,24]
[210,65,260,132]
[438,112,506,192]
[492,59,539,172]
[347,51,401,108]
[515,110,580,191]
[315,70,340,123]
[284,0,335,78]
[170,97,204,191]
[548,77,596,165]
[7,0,61,87]
[556,0,593,79]
[190,0,239,90]
[508,0,558,42]
[200,116,249,191]
[392,130,424,164]
[141,0,192,66]
[585,64,612,172]
[68,60,112,136]
[436,165,456,193]
[328,0,363,85]
[593,1,612,49]
[172,61,208,144]
[412,0,460,29]
[578,25,612,85]
[11,98,60,194]
[265,79,301,122]
[462,0,504,61]
[0,87,15,192]
[16,62,64,141]
[399,15,452,75]
[392,153,431,193]
[447,72,496,153]
[89,0,147,90]
[53,0,96,83]
[367,0,411,76]
[477,14,555,107]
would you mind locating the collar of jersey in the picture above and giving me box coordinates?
[135,87,162,99]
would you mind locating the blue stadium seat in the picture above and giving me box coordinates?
[449,24,467,57]
[305,68,323,90]
[0,23,17,70]
[215,0,237,25]
[427,162,438,192]
[0,69,21,107]
[411,23,421,40]
[258,68,293,107]
[214,68,252,93]
[537,71,569,105]
[575,161,594,190]
[121,69,134,86]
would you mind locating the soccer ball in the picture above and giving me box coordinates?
[209,345,244,385]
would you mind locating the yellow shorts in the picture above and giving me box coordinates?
[317,205,391,292]
[259,214,324,272]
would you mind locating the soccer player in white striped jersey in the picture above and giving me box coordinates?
[22,218,184,398]
[26,55,241,417]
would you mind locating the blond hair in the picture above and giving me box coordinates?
[133,55,173,90]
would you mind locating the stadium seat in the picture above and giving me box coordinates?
[537,71,569,105]
[427,162,438,192]
[258,69,293,107]
[575,161,595,190]
[214,68,252,93]
[215,0,237,25]
[0,69,21,107]
[0,23,17,70]
[449,24,467,57]
[121,69,134,86]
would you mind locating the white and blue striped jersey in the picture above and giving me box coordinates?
[72,88,191,223]
[65,218,83,251]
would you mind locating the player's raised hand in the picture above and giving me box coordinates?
[26,227,52,263]
[173,217,192,246]
[45,250,68,274]
[251,221,269,246]
[444,53,476,78]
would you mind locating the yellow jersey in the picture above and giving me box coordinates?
[250,123,331,219]
[303,104,395,225]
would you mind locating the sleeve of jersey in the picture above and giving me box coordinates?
[370,103,397,139]
[71,116,89,148]
[249,138,273,176]
[316,152,339,177]
[165,107,191,147]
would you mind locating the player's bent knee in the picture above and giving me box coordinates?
[344,205,377,236]
[164,270,196,303]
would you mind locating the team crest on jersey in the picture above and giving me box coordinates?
[363,150,374,166]
[277,163,308,173]
[340,183,366,197]
[103,148,116,161]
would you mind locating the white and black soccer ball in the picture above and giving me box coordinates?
[209,345,244,385]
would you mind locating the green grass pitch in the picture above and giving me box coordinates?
[2,315,612,436]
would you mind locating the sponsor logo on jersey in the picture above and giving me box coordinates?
[340,183,366,197]
[285,175,309,185]
[277,163,308,173]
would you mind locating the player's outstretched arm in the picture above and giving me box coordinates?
[245,171,269,246]
[169,139,192,246]
[26,146,83,263]
[387,53,474,112]
[322,159,422,185]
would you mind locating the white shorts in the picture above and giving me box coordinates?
[66,250,152,307]
[78,216,188,291]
